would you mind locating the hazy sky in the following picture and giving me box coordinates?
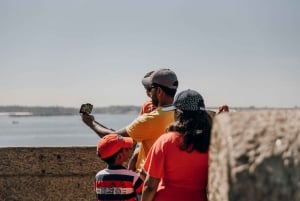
[1,0,299,108]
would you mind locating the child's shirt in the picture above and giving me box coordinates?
[95,165,143,201]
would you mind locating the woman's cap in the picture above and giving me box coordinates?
[163,89,205,111]
[142,68,178,90]
[97,134,133,159]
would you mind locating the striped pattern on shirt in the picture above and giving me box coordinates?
[95,165,143,201]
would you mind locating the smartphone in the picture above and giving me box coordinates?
[79,103,93,114]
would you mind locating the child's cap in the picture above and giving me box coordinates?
[97,134,133,159]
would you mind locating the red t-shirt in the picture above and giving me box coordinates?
[144,132,208,201]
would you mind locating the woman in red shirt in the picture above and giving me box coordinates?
[142,89,213,201]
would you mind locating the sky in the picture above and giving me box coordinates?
[0,0,299,108]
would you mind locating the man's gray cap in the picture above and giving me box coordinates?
[141,71,155,88]
[142,68,178,89]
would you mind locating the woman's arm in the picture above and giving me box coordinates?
[141,175,160,201]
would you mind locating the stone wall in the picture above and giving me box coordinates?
[208,109,300,201]
[0,147,106,201]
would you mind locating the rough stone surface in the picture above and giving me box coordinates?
[208,109,300,201]
[0,147,106,201]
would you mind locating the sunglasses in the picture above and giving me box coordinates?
[146,85,158,92]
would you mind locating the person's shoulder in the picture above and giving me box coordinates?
[139,108,160,120]
[140,100,156,114]
[156,131,179,143]
[126,108,164,132]
[164,131,180,139]
[95,168,108,177]
[150,132,180,151]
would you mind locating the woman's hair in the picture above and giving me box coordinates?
[167,110,212,153]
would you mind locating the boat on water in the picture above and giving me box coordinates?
[5,112,33,117]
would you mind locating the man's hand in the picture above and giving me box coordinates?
[81,113,95,128]
[217,105,229,114]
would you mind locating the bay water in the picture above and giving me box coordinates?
[0,113,138,147]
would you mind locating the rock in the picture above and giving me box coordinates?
[208,109,300,201]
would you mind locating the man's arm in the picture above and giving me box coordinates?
[81,113,129,138]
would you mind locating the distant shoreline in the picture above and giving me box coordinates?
[0,105,141,116]
[0,105,297,116]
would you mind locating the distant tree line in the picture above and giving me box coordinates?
[0,105,140,116]
[0,105,297,116]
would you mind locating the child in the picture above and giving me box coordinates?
[95,134,144,201]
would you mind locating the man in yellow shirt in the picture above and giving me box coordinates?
[81,68,178,170]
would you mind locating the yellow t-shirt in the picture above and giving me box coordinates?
[126,107,175,170]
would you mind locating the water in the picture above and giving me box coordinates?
[0,113,138,147]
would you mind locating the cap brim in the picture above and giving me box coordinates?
[162,105,176,112]
[142,76,151,87]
